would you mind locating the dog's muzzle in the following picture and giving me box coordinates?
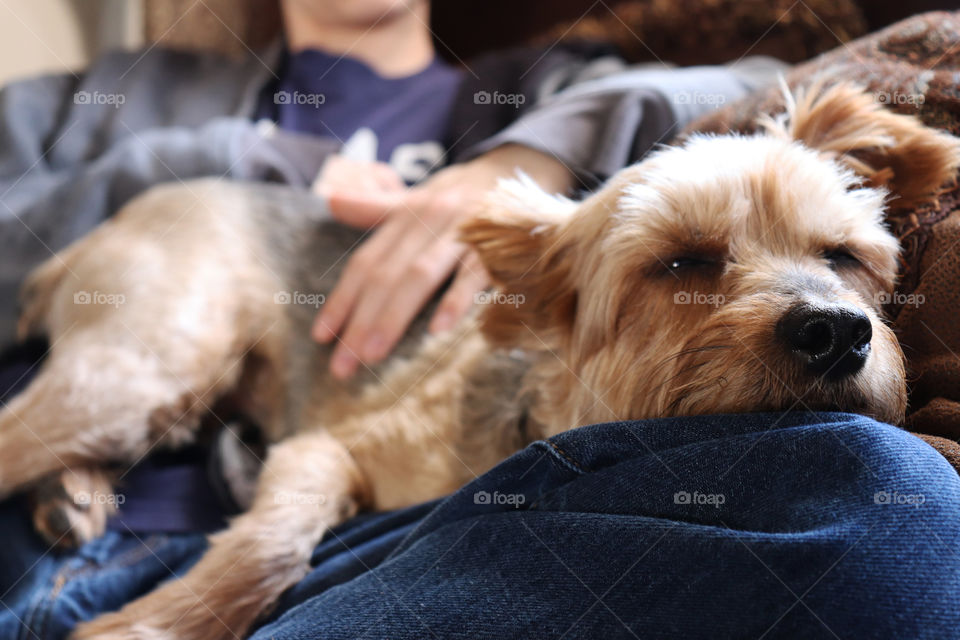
[776,303,872,380]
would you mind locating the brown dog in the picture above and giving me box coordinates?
[2,83,957,639]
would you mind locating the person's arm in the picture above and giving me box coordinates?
[459,58,788,185]
[0,71,88,339]
[313,59,787,379]
[0,71,84,177]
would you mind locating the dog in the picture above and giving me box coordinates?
[1,83,957,640]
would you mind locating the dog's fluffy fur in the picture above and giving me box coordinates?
[2,83,958,639]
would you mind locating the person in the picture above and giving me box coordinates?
[0,0,830,638]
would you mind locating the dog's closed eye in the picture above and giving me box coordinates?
[667,256,715,271]
[666,256,715,271]
[659,255,724,278]
[822,248,862,270]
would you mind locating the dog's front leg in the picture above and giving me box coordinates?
[71,429,368,640]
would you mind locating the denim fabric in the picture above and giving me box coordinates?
[2,412,959,639]
[0,497,208,640]
[253,412,960,639]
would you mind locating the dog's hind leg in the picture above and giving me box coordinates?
[0,330,246,496]
[72,429,367,640]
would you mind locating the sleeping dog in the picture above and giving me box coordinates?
[2,83,958,639]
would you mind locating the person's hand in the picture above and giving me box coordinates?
[313,144,575,379]
[313,155,405,199]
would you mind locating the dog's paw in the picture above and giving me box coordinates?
[31,468,116,548]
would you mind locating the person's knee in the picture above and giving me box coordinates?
[836,416,960,612]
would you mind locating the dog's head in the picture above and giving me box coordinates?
[463,83,960,427]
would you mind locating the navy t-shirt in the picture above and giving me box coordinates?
[104,50,463,532]
[259,48,463,182]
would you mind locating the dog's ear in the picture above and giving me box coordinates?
[760,80,960,209]
[460,176,579,349]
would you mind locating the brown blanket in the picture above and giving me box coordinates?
[686,10,960,469]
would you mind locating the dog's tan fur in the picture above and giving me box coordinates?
[1,84,957,640]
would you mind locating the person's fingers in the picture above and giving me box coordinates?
[314,157,404,198]
[372,163,405,192]
[430,251,490,334]
[329,217,440,371]
[327,340,363,380]
[313,156,355,196]
[312,219,402,344]
[362,234,467,363]
[312,264,362,345]
[322,194,461,378]
[327,191,401,229]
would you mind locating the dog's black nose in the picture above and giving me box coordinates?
[776,303,872,380]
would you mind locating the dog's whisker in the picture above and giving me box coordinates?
[654,345,734,369]
[649,361,711,397]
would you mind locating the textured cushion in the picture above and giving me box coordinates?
[546,0,866,64]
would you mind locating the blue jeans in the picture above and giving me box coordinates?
[2,412,959,639]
